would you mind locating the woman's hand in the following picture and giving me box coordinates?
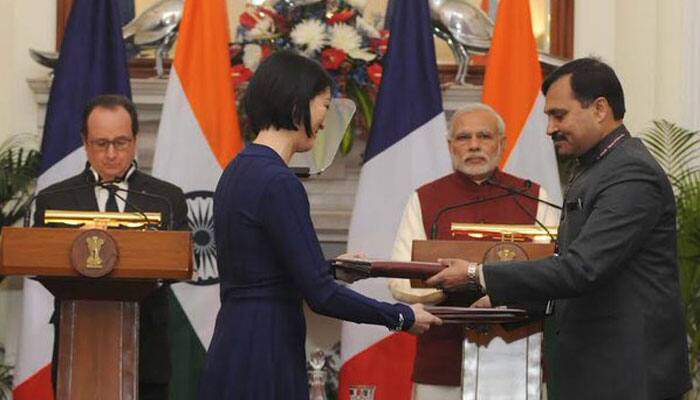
[407,303,442,335]
[334,251,368,283]
[335,251,367,262]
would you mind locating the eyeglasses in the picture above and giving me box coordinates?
[88,137,133,151]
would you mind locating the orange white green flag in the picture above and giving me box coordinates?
[151,0,243,397]
[481,1,563,397]
[483,0,562,206]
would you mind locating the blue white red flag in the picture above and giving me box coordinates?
[340,1,452,398]
[14,1,130,398]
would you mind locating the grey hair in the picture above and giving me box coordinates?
[447,103,506,139]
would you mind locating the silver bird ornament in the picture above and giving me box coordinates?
[29,0,184,78]
[428,0,566,85]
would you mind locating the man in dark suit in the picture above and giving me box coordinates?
[34,94,188,400]
[426,58,691,400]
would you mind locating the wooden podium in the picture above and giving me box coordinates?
[412,239,554,400]
[0,227,193,400]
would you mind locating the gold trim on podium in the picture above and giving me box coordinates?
[450,223,558,242]
[45,209,161,229]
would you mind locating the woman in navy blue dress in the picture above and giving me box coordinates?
[199,51,441,399]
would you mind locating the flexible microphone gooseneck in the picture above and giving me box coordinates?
[429,185,532,240]
[100,183,159,230]
[24,182,98,227]
[486,179,557,243]
[99,181,174,230]
[486,179,563,210]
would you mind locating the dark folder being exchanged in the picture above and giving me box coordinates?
[331,259,445,280]
[331,259,528,324]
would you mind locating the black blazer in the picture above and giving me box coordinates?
[34,168,188,384]
[484,129,691,400]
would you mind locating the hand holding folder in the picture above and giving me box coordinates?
[331,259,446,280]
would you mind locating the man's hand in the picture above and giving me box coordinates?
[470,295,492,308]
[424,258,474,291]
[407,303,443,335]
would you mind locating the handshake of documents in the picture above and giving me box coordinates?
[331,258,527,325]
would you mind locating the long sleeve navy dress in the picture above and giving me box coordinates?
[199,143,414,399]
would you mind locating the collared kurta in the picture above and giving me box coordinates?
[391,169,560,397]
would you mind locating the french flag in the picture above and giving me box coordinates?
[339,1,452,398]
[13,1,130,398]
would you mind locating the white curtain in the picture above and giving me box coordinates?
[683,0,700,132]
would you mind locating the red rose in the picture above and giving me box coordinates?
[321,48,348,70]
[328,10,355,24]
[239,11,257,29]
[367,63,383,86]
[232,64,253,85]
[257,6,286,31]
[371,30,390,55]
[229,44,243,60]
[261,45,273,59]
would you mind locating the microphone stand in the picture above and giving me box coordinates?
[486,179,562,210]
[24,182,99,227]
[486,179,560,243]
[430,191,524,239]
[100,183,174,230]
[102,184,159,230]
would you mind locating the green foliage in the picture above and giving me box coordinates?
[642,120,700,395]
[642,120,700,186]
[0,363,11,400]
[0,134,41,229]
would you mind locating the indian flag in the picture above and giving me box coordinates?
[150,0,243,398]
[483,0,562,204]
[482,0,563,397]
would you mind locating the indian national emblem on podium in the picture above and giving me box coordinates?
[86,235,105,269]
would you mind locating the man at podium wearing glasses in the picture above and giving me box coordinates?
[389,103,560,400]
[33,94,188,400]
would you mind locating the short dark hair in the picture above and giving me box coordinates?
[542,57,626,120]
[81,94,139,137]
[244,50,333,137]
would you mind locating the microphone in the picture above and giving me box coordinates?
[429,188,530,240]
[100,183,160,230]
[486,178,559,243]
[24,182,99,227]
[98,182,174,230]
[486,179,562,210]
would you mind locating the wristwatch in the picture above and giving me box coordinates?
[466,263,484,294]
[393,312,405,331]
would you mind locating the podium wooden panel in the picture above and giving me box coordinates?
[0,227,193,400]
[411,239,554,400]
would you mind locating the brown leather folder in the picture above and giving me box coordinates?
[425,306,528,324]
[331,259,445,279]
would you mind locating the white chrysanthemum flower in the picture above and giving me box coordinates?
[330,23,376,61]
[355,15,380,39]
[246,17,274,39]
[345,0,367,11]
[243,44,262,71]
[290,19,328,55]
[329,23,361,52]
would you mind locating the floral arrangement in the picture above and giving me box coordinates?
[230,0,389,153]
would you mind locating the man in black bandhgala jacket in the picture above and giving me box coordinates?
[427,58,691,400]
